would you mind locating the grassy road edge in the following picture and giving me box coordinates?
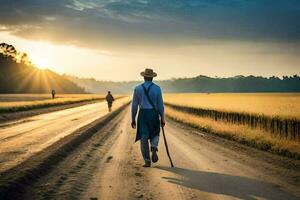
[166,106,300,160]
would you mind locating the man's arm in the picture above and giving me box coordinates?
[131,88,138,128]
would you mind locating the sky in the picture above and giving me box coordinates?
[0,0,299,81]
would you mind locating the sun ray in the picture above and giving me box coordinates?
[40,70,51,92]
[14,68,34,92]
[44,70,62,93]
[16,68,39,92]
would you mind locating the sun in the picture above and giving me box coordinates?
[30,55,50,69]
[22,40,56,70]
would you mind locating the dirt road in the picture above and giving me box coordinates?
[0,98,128,172]
[1,106,295,200]
[82,112,300,200]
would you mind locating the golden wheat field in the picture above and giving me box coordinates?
[166,106,300,159]
[0,94,106,112]
[164,93,300,119]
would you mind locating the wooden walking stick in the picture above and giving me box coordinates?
[161,126,174,167]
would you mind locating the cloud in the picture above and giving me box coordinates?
[0,0,300,50]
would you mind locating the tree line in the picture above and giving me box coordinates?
[0,43,85,94]
[64,74,300,94]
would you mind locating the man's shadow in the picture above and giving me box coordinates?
[156,166,299,200]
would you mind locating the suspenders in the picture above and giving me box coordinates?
[141,83,158,113]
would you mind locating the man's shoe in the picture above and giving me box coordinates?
[143,162,151,167]
[151,147,158,163]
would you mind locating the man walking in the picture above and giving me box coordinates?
[105,91,115,112]
[131,68,165,167]
[51,89,56,99]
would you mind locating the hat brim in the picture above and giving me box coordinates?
[140,72,157,77]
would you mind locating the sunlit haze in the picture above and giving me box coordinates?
[1,0,299,81]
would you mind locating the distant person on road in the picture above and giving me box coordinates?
[51,89,56,99]
[106,91,115,112]
[131,68,165,167]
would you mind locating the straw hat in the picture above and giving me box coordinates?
[140,68,157,77]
